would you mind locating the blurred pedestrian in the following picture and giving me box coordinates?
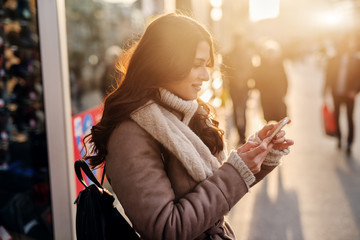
[222,34,254,144]
[83,13,293,240]
[254,40,288,122]
[324,34,360,154]
[98,45,123,98]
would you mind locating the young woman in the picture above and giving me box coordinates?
[84,13,294,240]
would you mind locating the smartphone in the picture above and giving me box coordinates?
[270,117,290,139]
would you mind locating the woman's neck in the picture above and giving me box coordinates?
[159,88,198,125]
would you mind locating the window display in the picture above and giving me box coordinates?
[65,0,160,115]
[66,0,165,174]
[0,0,53,239]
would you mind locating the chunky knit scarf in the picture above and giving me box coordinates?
[130,88,226,182]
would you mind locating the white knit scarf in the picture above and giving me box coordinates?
[130,88,226,182]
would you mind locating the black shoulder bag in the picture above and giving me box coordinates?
[74,159,140,240]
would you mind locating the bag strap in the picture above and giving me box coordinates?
[101,164,106,185]
[74,160,103,189]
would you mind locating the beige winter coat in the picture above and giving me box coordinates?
[105,89,287,240]
[106,119,284,239]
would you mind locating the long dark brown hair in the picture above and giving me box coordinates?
[84,13,224,169]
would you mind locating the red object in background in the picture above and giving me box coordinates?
[72,105,103,195]
[322,103,337,137]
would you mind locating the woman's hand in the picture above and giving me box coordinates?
[257,117,294,152]
[270,129,294,151]
[236,138,273,174]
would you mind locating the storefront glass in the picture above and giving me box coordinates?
[0,0,53,239]
[66,0,165,115]
[66,1,165,187]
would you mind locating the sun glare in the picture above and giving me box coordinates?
[316,10,351,28]
[323,13,343,25]
[200,89,213,103]
[249,0,280,22]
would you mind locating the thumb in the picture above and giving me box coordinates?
[264,137,274,152]
[259,124,275,138]
[263,137,272,145]
[237,141,259,154]
[249,137,273,155]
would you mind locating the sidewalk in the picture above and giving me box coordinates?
[224,55,360,240]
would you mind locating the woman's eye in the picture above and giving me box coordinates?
[193,63,203,68]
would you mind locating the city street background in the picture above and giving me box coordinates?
[221,55,360,240]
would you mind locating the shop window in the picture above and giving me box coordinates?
[0,1,53,239]
[65,0,153,115]
[66,1,164,180]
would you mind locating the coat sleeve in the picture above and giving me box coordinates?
[106,120,249,240]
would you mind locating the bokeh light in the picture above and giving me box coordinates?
[249,0,280,22]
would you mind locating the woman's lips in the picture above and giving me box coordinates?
[192,84,202,91]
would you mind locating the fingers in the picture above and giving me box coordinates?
[237,141,259,154]
[240,125,293,174]
[258,118,291,141]
[239,138,272,174]
[247,137,273,156]
[272,137,285,144]
[239,136,281,174]
[258,124,275,140]
[273,138,295,151]
[276,130,286,138]
[262,124,275,132]
[271,128,293,149]
[272,130,285,139]
[239,152,264,174]
[263,136,273,145]
[271,130,285,143]
[283,138,294,146]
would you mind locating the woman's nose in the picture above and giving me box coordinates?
[200,67,210,81]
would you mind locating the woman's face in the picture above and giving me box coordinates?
[163,41,210,100]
